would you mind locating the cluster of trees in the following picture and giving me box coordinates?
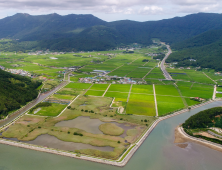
[182,107,222,129]
[0,69,42,118]
[168,30,222,71]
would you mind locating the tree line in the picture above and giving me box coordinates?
[182,107,222,129]
[0,69,42,118]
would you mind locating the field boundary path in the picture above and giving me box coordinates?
[0,99,217,167]
[83,83,94,95]
[127,84,133,102]
[107,64,124,75]
[203,72,217,84]
[174,84,188,108]
[160,43,173,80]
[213,85,217,100]
[153,84,158,116]
[142,61,149,66]
[142,66,155,80]
[102,84,111,97]
[128,57,141,65]
[56,95,80,117]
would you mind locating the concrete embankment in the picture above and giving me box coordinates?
[175,126,222,153]
[0,100,217,167]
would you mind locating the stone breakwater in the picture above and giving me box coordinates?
[0,100,216,167]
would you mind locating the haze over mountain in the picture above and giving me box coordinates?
[1,12,222,51]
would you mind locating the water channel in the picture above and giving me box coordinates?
[0,101,222,170]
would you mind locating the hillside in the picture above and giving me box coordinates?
[0,69,42,118]
[167,30,222,71]
[1,13,222,51]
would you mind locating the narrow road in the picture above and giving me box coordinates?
[213,85,217,100]
[102,84,111,97]
[127,84,133,102]
[0,81,68,127]
[153,84,158,117]
[160,43,173,80]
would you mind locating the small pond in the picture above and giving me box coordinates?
[23,134,114,152]
[55,116,136,137]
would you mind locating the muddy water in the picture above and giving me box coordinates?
[23,134,114,152]
[55,116,105,134]
[112,122,136,138]
[0,101,222,170]
[55,116,135,137]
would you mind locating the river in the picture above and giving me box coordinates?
[0,101,222,170]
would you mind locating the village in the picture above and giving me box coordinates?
[77,69,140,84]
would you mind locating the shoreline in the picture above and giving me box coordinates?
[175,126,222,153]
[0,100,217,166]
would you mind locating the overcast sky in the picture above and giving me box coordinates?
[0,0,222,21]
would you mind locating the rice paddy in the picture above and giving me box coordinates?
[0,45,219,160]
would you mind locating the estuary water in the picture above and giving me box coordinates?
[0,101,222,170]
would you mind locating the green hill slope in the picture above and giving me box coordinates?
[1,13,222,51]
[0,69,42,118]
[167,30,222,71]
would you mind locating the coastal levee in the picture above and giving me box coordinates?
[0,99,216,167]
[178,126,222,151]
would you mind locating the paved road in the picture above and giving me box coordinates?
[160,44,173,80]
[0,81,68,127]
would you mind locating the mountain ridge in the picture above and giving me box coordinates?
[1,12,222,51]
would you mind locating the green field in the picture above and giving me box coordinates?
[104,92,129,99]
[127,94,155,116]
[131,85,153,94]
[108,84,131,92]
[145,67,165,79]
[156,96,185,116]
[155,85,180,96]
[32,103,67,117]
[90,84,109,91]
[178,86,213,99]
[65,83,92,89]
[85,90,105,96]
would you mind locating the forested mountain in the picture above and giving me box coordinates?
[167,30,222,71]
[0,69,41,118]
[1,13,222,51]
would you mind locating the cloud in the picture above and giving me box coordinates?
[139,6,163,15]
[0,0,222,21]
[170,0,218,6]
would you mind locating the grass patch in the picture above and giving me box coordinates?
[185,98,200,106]
[33,103,67,116]
[51,94,74,100]
[99,123,124,136]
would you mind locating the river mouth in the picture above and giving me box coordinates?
[23,134,114,152]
